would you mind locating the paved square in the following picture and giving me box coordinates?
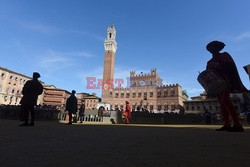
[1,119,250,167]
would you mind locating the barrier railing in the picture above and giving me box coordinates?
[1,105,239,124]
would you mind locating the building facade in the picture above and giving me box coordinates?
[0,67,44,105]
[183,92,249,114]
[101,26,187,112]
[103,69,187,112]
[42,85,71,108]
[77,93,101,110]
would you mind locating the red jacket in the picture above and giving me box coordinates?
[125,104,132,118]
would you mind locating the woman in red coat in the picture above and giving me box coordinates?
[206,41,247,132]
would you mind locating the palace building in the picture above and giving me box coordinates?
[0,67,44,105]
[101,25,188,112]
[42,85,71,107]
[77,92,101,110]
[0,67,101,110]
[183,92,249,115]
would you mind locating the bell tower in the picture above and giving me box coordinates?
[102,25,117,100]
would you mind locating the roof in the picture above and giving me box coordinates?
[77,92,101,99]
[44,87,71,94]
[0,66,32,79]
[0,66,44,84]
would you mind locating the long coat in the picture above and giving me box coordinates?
[66,95,78,114]
[20,79,43,106]
[79,105,85,117]
[206,52,247,93]
[125,104,132,119]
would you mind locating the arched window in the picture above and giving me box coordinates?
[171,103,175,111]
[121,93,124,98]
[1,73,6,78]
[157,104,162,111]
[6,88,10,94]
[164,104,168,111]
[126,93,130,98]
[4,96,8,101]
[150,105,154,111]
[170,89,175,96]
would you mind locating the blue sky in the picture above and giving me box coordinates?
[0,0,249,98]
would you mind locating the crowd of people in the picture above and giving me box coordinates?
[1,102,249,125]
[0,104,61,120]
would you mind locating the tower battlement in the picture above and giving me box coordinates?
[104,25,117,53]
[130,68,158,78]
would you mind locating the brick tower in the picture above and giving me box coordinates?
[102,25,117,100]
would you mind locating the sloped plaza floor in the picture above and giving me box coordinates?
[1,119,250,167]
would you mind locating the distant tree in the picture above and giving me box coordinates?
[182,90,188,97]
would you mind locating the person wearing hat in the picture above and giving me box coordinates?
[19,72,43,126]
[66,90,78,125]
[206,41,247,132]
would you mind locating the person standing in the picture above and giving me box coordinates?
[204,109,212,125]
[66,90,78,125]
[78,103,85,123]
[19,72,43,126]
[124,101,131,124]
[206,41,247,132]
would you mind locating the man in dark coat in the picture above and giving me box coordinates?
[19,72,43,126]
[66,90,78,125]
[78,103,85,123]
[206,41,247,132]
